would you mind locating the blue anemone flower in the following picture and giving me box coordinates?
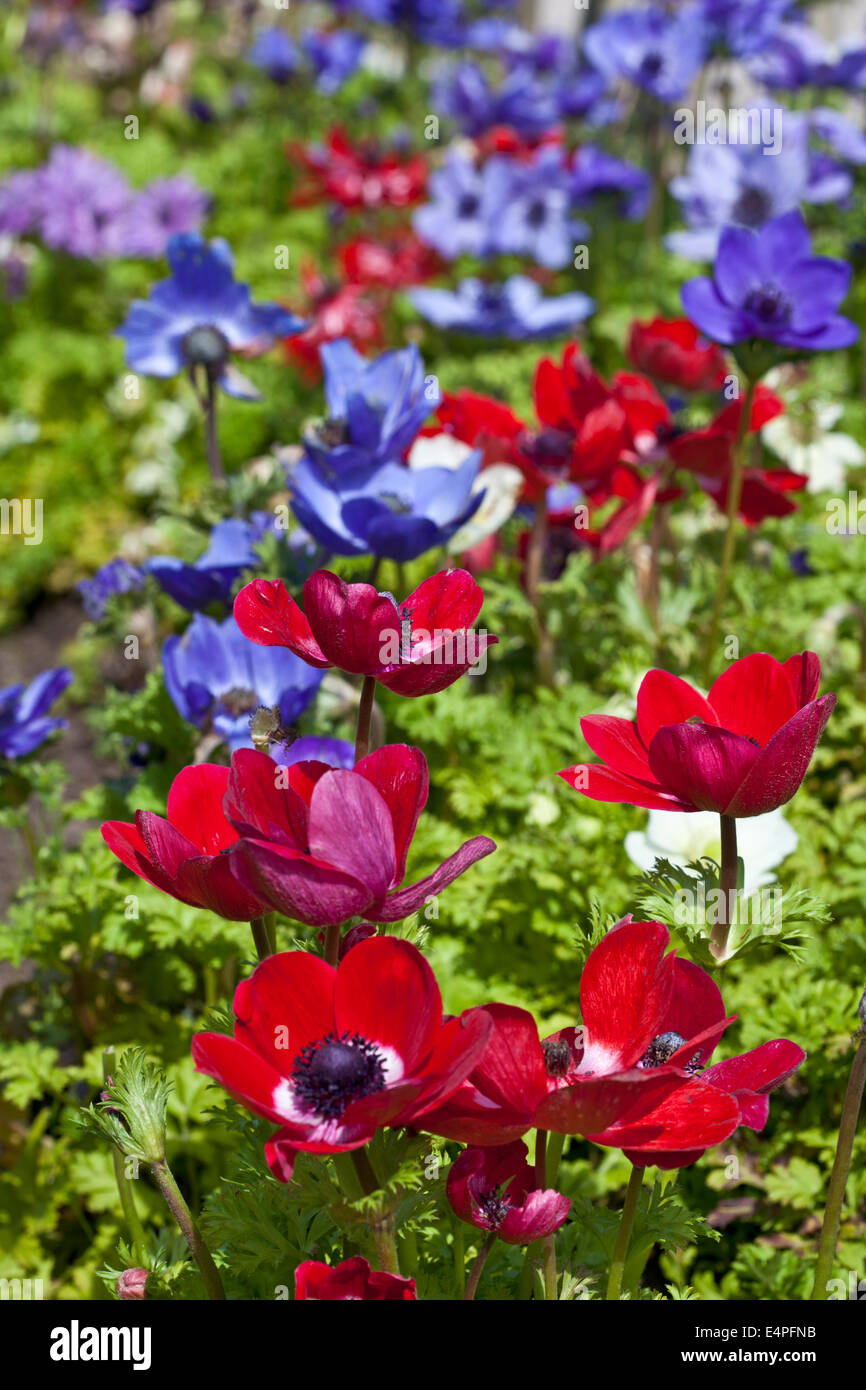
[116,233,305,399]
[290,452,484,562]
[583,6,706,103]
[163,614,324,752]
[145,517,269,611]
[78,558,145,620]
[0,668,73,759]
[248,28,300,83]
[408,275,594,340]
[304,339,440,477]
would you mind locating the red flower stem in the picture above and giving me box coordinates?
[712,814,738,961]
[150,1159,226,1300]
[349,1147,402,1276]
[606,1165,643,1300]
[323,922,341,968]
[203,369,225,483]
[525,494,555,687]
[701,375,756,687]
[249,915,273,962]
[810,1014,866,1300]
[354,674,377,763]
[463,1232,497,1301]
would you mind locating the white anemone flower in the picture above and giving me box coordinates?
[762,399,864,494]
[625,807,798,896]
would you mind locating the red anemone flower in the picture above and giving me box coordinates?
[560,651,835,817]
[289,128,427,210]
[338,235,441,291]
[424,920,802,1163]
[627,316,729,392]
[224,745,496,927]
[668,386,805,525]
[282,263,384,381]
[191,936,493,1177]
[101,764,267,921]
[234,568,496,697]
[295,1256,416,1300]
[446,1140,571,1245]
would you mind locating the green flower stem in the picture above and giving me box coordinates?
[350,1146,402,1276]
[606,1165,643,1301]
[354,674,377,764]
[102,1050,147,1267]
[452,1220,466,1297]
[810,1017,866,1300]
[525,494,555,687]
[203,369,225,483]
[712,813,738,962]
[249,915,273,962]
[535,1130,557,1301]
[545,1130,565,1186]
[464,1232,497,1301]
[701,375,756,686]
[151,1158,226,1300]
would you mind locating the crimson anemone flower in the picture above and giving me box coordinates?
[668,386,806,525]
[560,651,835,816]
[627,316,729,392]
[224,745,496,927]
[101,764,267,921]
[424,920,801,1164]
[446,1141,571,1245]
[295,1256,416,1301]
[191,936,493,1177]
[234,568,496,697]
[289,128,427,210]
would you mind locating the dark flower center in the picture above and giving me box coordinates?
[639,52,664,79]
[379,490,413,515]
[218,687,259,718]
[526,199,548,229]
[742,285,791,325]
[291,1032,387,1119]
[476,1185,511,1227]
[542,1038,572,1077]
[638,1031,686,1067]
[457,193,480,219]
[638,1031,704,1074]
[732,186,772,228]
[182,324,230,369]
[317,417,350,448]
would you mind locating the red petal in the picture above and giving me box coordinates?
[723,695,835,817]
[648,723,761,814]
[579,714,655,781]
[591,1078,741,1151]
[636,669,718,746]
[234,578,329,664]
[537,1069,690,1137]
[166,764,235,855]
[354,744,428,886]
[558,764,695,811]
[308,770,396,898]
[303,570,398,674]
[225,748,310,848]
[233,948,336,1067]
[707,653,797,745]
[468,1003,549,1114]
[231,838,374,926]
[366,835,496,922]
[578,921,674,1073]
[662,958,729,1065]
[334,936,441,1073]
[192,1032,293,1126]
[783,651,822,708]
[401,568,483,631]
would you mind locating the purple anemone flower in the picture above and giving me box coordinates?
[248,28,300,84]
[119,177,210,259]
[0,668,73,759]
[432,61,559,138]
[413,150,512,261]
[276,735,355,769]
[583,7,706,103]
[408,275,594,340]
[78,559,146,621]
[33,146,132,259]
[570,145,651,221]
[163,614,323,753]
[301,30,367,95]
[681,210,858,350]
[495,148,587,270]
[116,233,305,400]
